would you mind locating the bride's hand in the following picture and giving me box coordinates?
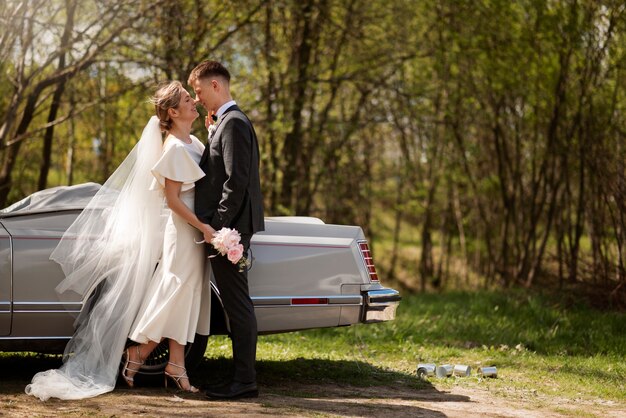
[193,224,216,244]
[205,112,216,130]
[202,224,215,244]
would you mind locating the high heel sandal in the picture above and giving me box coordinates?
[121,346,144,388]
[164,362,199,393]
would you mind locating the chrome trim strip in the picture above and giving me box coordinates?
[7,236,62,240]
[365,289,401,306]
[13,302,83,306]
[12,302,82,311]
[0,336,70,340]
[12,297,361,310]
[13,310,81,314]
[254,242,350,249]
[251,235,354,249]
[252,295,362,306]
[255,304,359,308]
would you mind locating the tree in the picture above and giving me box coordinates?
[0,0,164,205]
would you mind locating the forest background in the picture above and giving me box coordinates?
[1,0,625,306]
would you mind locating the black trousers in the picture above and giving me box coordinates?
[209,234,257,383]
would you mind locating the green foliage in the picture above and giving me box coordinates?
[1,0,625,296]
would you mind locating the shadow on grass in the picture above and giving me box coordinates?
[188,357,468,417]
[192,356,469,398]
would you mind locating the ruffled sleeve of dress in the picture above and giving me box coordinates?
[150,140,205,192]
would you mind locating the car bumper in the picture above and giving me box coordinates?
[361,288,401,323]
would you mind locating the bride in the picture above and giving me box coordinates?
[25,81,213,400]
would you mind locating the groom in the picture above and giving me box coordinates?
[189,60,264,399]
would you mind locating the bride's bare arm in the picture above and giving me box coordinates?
[164,178,215,242]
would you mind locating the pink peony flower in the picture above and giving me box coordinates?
[222,228,241,249]
[227,244,244,264]
[210,233,226,253]
[211,228,239,255]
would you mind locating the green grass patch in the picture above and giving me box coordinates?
[202,290,625,403]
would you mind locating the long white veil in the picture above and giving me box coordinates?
[25,116,167,400]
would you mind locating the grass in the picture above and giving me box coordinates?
[2,290,623,416]
[200,290,625,405]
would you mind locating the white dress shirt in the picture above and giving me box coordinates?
[216,100,236,119]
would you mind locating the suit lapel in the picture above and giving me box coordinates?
[220,104,240,121]
[199,105,241,167]
[211,105,240,140]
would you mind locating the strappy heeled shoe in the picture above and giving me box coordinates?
[164,361,199,393]
[121,346,144,388]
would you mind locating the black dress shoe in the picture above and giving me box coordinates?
[204,381,258,400]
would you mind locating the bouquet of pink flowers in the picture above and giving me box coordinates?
[210,227,249,271]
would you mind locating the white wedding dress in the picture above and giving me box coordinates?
[25,118,210,401]
[130,134,211,344]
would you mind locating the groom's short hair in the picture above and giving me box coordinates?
[188,61,231,84]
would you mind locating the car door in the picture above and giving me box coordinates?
[0,222,10,336]
[1,211,80,339]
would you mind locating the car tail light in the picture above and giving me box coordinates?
[358,241,379,282]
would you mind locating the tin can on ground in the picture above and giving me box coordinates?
[416,363,436,378]
[478,366,497,378]
[436,364,454,378]
[453,364,471,377]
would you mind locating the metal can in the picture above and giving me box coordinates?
[453,364,471,377]
[416,363,436,378]
[436,364,454,378]
[478,366,497,378]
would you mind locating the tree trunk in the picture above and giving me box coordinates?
[420,176,439,292]
[387,177,404,280]
[37,0,76,191]
[279,0,316,213]
[0,83,45,205]
[263,0,279,214]
[452,181,468,285]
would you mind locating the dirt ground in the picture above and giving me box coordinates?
[2,380,625,418]
[2,354,623,417]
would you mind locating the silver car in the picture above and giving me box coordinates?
[0,183,400,373]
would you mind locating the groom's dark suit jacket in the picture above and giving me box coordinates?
[195,104,263,383]
[195,105,264,237]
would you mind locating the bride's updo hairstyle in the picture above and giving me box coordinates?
[150,81,186,132]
